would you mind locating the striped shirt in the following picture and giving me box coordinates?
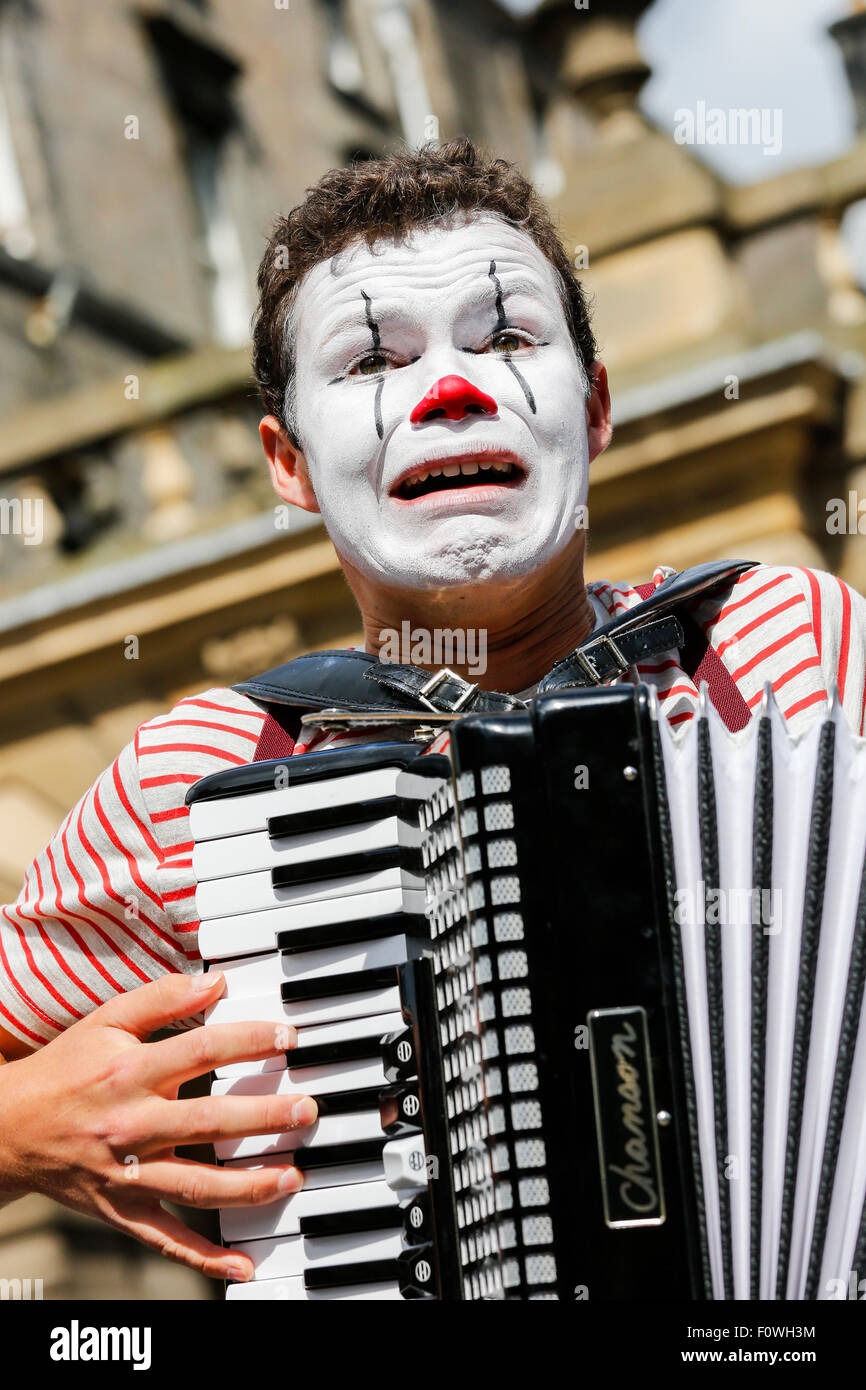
[2,562,865,1048]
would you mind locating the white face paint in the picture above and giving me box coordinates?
[290,214,591,590]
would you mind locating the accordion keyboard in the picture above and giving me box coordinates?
[190,744,454,1300]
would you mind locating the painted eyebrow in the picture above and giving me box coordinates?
[317,276,550,346]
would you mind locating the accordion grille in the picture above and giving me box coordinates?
[420,764,558,1300]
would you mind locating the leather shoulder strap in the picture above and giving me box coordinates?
[237,558,757,724]
[634,579,751,732]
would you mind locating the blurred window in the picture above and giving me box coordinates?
[0,7,34,259]
[145,15,251,347]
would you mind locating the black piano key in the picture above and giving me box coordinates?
[379,1081,423,1137]
[299,1205,403,1238]
[380,1027,417,1082]
[272,846,419,890]
[267,795,400,839]
[280,965,398,1004]
[292,1138,386,1171]
[312,1086,385,1117]
[304,1258,397,1291]
[278,911,427,955]
[290,1034,385,1070]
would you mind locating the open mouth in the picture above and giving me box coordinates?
[392,456,524,501]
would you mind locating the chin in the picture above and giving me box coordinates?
[388,536,552,591]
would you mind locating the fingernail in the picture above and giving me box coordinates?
[226,1263,251,1283]
[290,1097,317,1128]
[278,1167,303,1193]
[194,969,223,994]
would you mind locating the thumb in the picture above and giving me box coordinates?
[92,970,225,1041]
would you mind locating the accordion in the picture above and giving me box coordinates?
[187,684,866,1300]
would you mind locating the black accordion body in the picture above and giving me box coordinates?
[187,685,866,1300]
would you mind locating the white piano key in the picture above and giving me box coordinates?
[198,885,424,960]
[233,1227,404,1281]
[190,766,410,842]
[226,1275,402,1301]
[196,863,422,922]
[295,1009,404,1050]
[215,1107,385,1162]
[220,1177,399,1242]
[205,980,402,1031]
[214,1052,287,1081]
[223,1151,385,1190]
[194,814,420,884]
[218,936,411,999]
[212,1055,387,1099]
[211,1010,405,1080]
[289,1056,387,1095]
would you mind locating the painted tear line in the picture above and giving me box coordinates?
[361,287,385,439]
[488,260,536,414]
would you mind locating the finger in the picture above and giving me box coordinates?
[133,1156,304,1208]
[141,1091,318,1149]
[115,1199,255,1282]
[139,1019,298,1088]
[94,971,226,1041]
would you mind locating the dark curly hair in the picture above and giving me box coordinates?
[253,137,597,443]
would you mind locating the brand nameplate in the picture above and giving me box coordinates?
[588,1006,666,1229]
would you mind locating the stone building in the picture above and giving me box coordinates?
[1,0,866,1298]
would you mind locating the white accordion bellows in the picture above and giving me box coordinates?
[657,689,866,1300]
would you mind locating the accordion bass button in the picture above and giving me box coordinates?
[383,1135,429,1191]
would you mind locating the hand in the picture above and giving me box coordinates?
[0,970,318,1282]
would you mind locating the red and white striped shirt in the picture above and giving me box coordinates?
[2,562,865,1048]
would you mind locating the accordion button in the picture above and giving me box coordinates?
[379,1081,423,1137]
[383,1135,429,1192]
[380,1027,417,1082]
[401,1191,432,1245]
[397,1244,437,1300]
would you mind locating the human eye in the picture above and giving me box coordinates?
[347,349,396,377]
[486,328,537,355]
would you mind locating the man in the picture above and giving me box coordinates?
[0,138,864,1281]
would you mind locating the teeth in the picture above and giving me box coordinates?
[400,459,515,492]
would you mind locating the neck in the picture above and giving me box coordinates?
[342,539,596,693]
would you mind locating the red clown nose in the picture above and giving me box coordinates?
[409,375,498,424]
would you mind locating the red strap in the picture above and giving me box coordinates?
[253,712,299,762]
[634,581,750,731]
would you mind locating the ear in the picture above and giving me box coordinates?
[259,415,320,514]
[585,361,612,463]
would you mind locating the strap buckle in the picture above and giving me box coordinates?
[574,633,631,685]
[418,667,479,713]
